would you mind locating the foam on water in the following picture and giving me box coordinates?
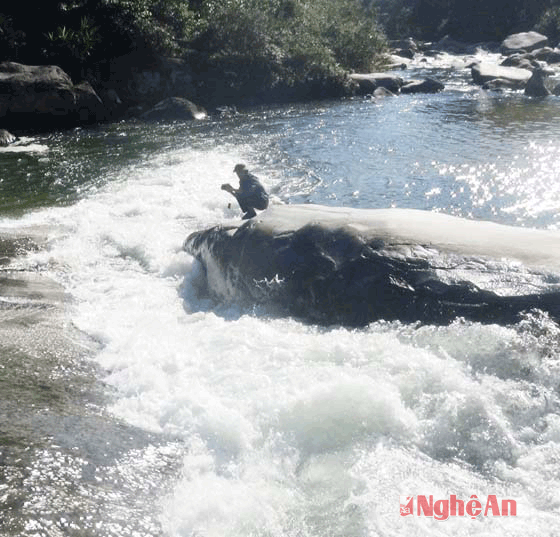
[0,136,49,154]
[7,135,560,535]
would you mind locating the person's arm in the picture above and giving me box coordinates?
[221,183,237,195]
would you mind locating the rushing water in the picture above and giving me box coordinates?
[2,54,560,536]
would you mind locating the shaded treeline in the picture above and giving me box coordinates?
[2,0,560,110]
[376,0,560,42]
[0,0,385,104]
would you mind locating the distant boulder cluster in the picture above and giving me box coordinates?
[498,31,560,96]
[380,30,560,99]
[475,31,560,97]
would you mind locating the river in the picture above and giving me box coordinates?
[1,52,560,536]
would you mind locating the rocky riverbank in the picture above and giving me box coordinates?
[0,54,200,136]
[2,30,560,140]
[351,31,560,99]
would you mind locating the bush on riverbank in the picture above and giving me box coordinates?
[189,0,386,104]
[0,0,386,105]
[0,1,199,79]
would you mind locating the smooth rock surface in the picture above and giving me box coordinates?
[471,62,532,87]
[501,31,549,54]
[185,205,560,326]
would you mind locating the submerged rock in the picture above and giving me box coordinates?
[373,87,396,98]
[141,97,207,121]
[184,205,560,327]
[482,78,518,91]
[401,78,445,94]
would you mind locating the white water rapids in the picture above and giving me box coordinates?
[3,56,560,534]
[1,137,557,536]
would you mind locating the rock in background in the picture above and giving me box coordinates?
[0,62,105,132]
[141,97,207,121]
[501,31,549,55]
[0,129,16,146]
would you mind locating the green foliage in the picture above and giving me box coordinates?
[535,5,560,43]
[95,0,202,54]
[375,0,417,38]
[198,0,385,72]
[191,0,386,101]
[1,0,386,104]
[0,14,27,59]
[45,17,100,63]
[1,0,200,68]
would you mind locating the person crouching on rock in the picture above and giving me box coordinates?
[221,164,269,219]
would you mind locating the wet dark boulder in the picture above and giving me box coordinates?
[389,38,417,60]
[500,54,539,70]
[0,129,16,146]
[74,81,106,123]
[532,47,560,64]
[0,62,106,131]
[500,48,560,69]
[184,204,560,327]
[389,38,418,56]
[348,73,404,95]
[525,69,551,98]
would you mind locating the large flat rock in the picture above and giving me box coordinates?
[184,205,560,326]
[502,32,549,54]
[471,63,532,87]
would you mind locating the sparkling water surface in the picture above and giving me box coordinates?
[2,57,560,536]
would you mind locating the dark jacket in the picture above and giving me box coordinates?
[236,170,269,212]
